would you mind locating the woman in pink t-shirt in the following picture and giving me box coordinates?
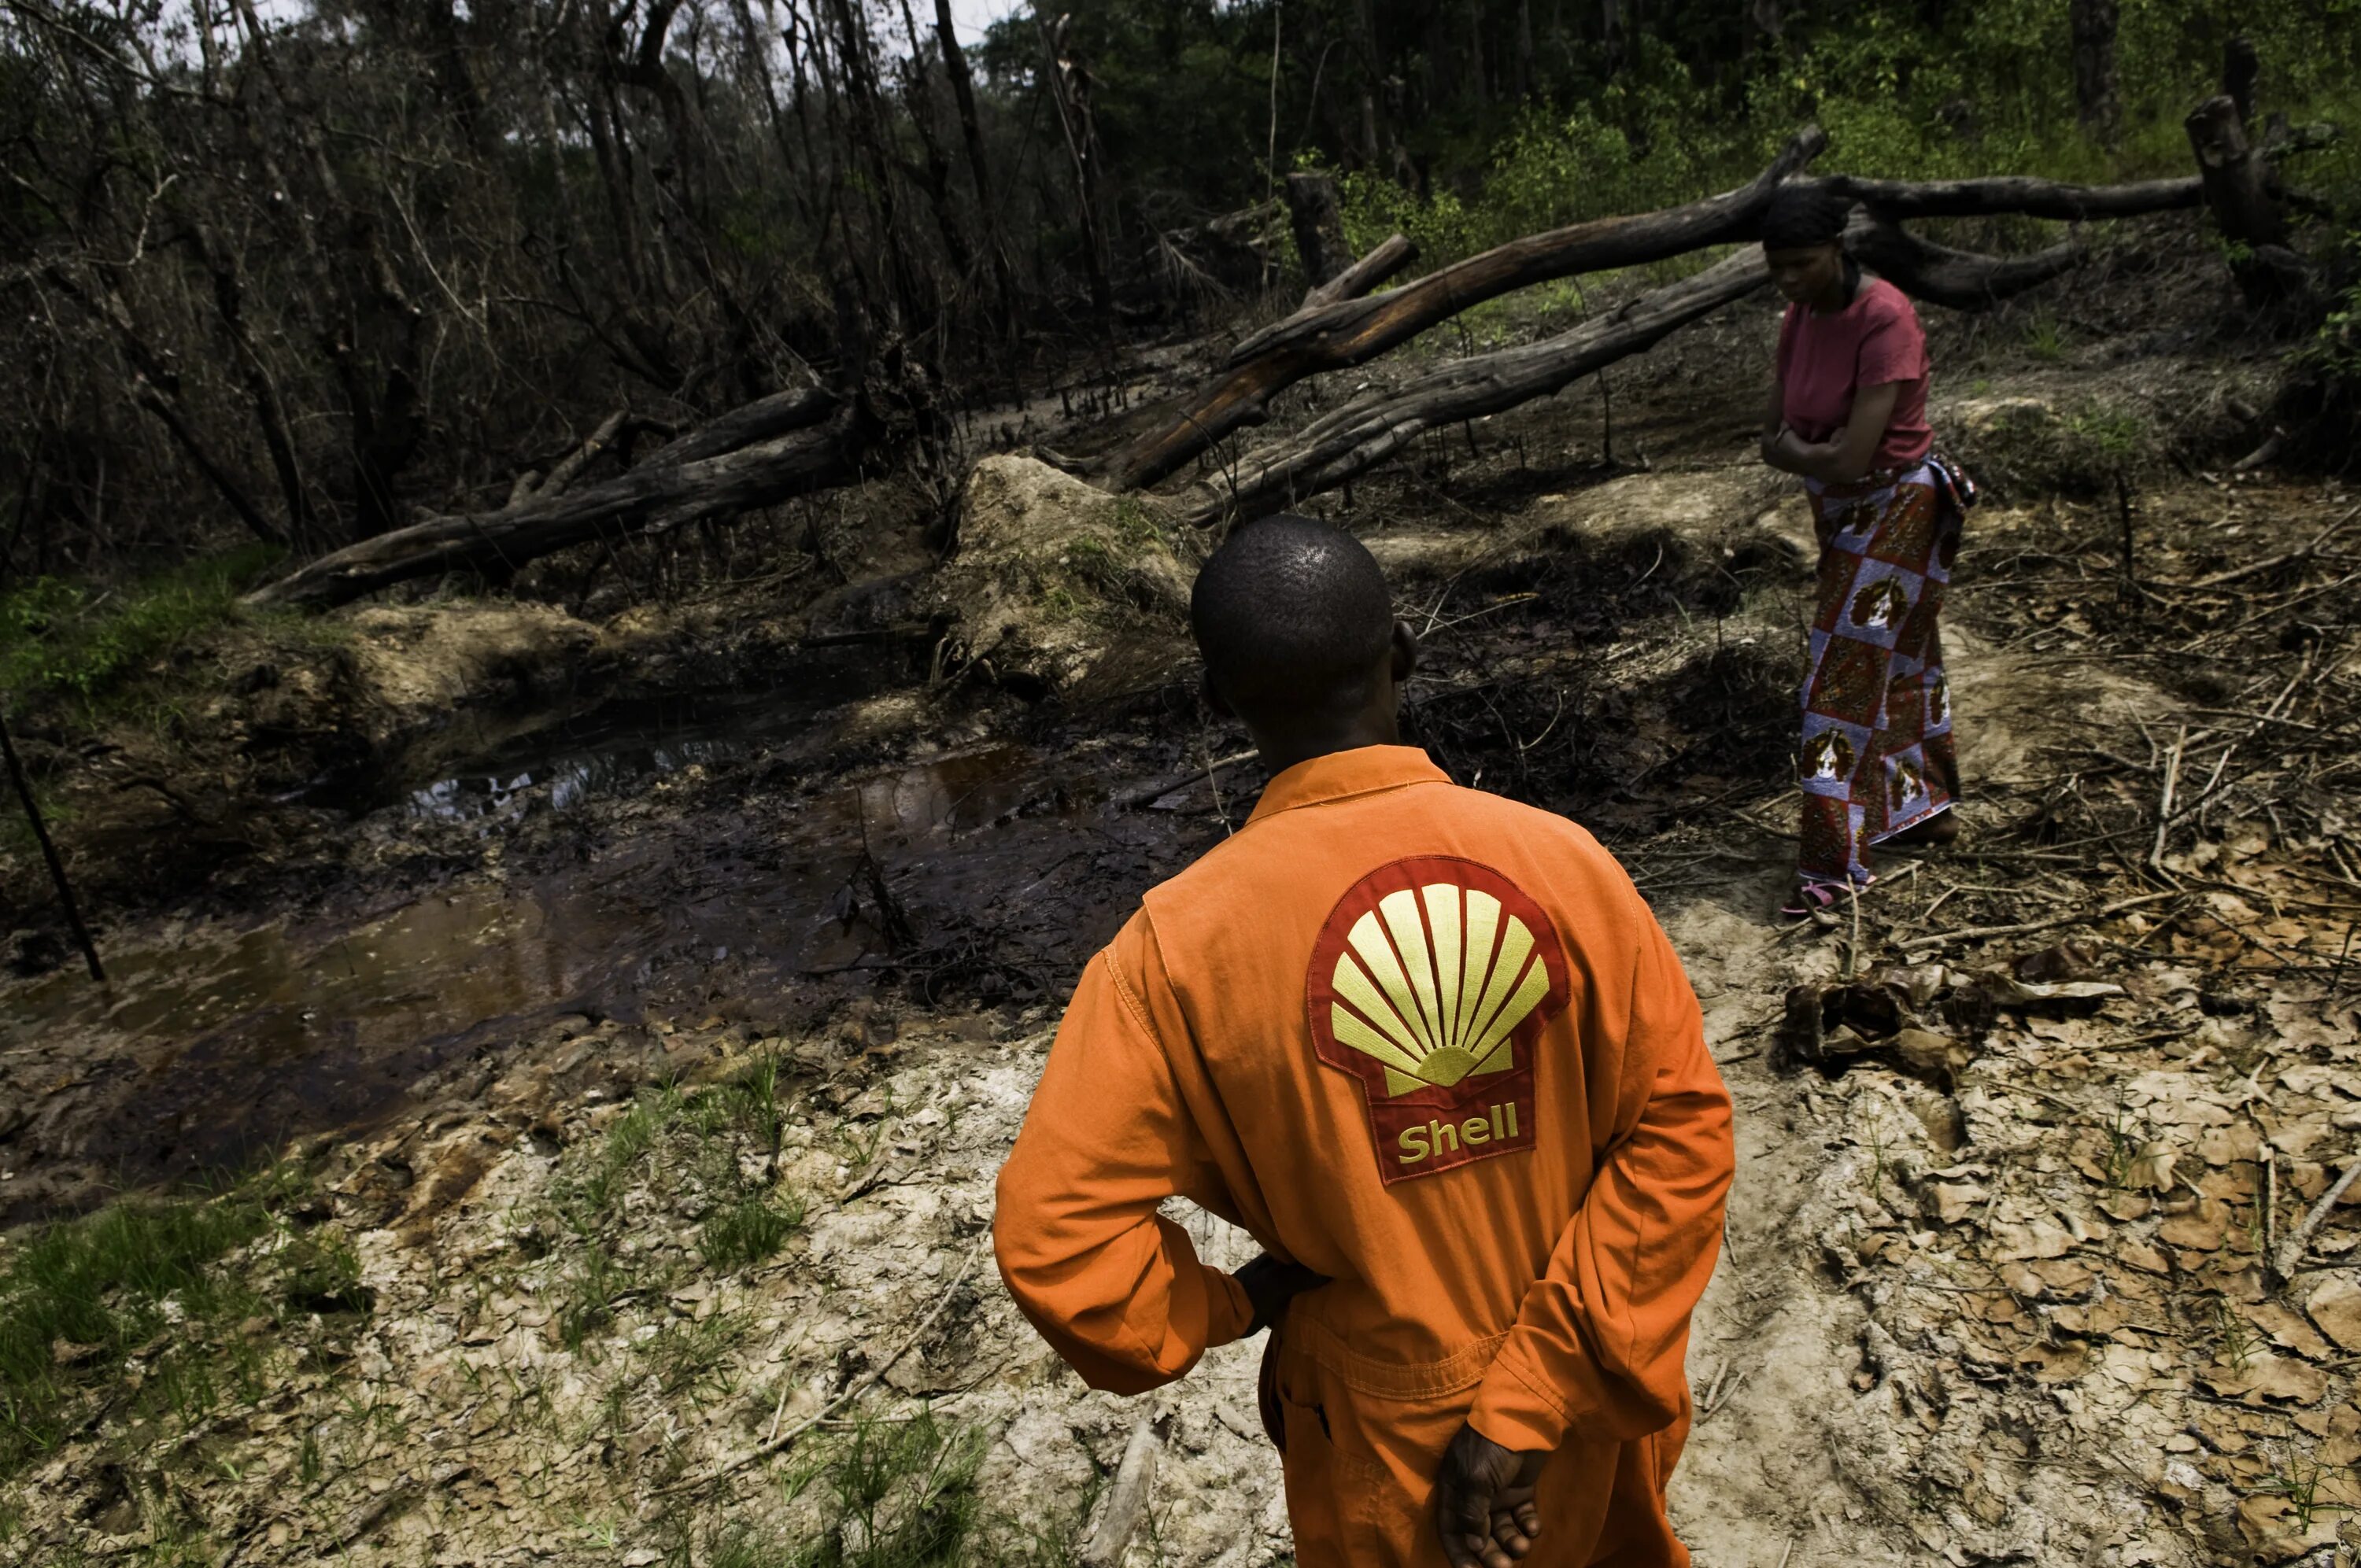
[1757,184,1976,915]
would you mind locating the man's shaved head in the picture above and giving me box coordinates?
[1191,514,1397,725]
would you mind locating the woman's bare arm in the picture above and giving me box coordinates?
[1769,381,1903,485]
[1758,378,1796,472]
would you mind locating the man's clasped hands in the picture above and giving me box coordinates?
[1236,1253,1547,1568]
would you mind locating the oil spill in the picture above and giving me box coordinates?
[382,647,901,824]
[0,739,1208,1222]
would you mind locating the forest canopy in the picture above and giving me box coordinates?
[1,0,2356,592]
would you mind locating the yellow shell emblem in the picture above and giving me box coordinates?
[1327,883,1552,1097]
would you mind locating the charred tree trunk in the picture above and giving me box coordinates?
[2224,35,2260,127]
[1301,233,1417,311]
[248,382,911,610]
[1846,213,2082,310]
[1177,223,2103,528]
[2185,94,2312,311]
[1819,172,2200,220]
[933,0,1018,326]
[39,263,289,550]
[2070,0,2120,140]
[892,28,973,303]
[1099,127,1828,493]
[1284,172,1354,289]
[1041,15,1114,324]
[1179,250,1772,527]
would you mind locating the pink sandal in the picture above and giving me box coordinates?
[1781,878,1868,921]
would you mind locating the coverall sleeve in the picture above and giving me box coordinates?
[992,919,1254,1395]
[1465,911,1734,1452]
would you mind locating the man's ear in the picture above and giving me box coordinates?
[1391,619,1421,681]
[1201,669,1236,718]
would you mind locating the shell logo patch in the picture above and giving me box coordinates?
[1306,856,1570,1183]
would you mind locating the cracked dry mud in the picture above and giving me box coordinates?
[4,310,2359,1568]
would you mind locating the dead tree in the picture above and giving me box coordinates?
[2186,94,2313,311]
[2071,0,2121,139]
[1177,250,1774,527]
[1302,234,1417,311]
[247,382,908,609]
[1041,14,1114,323]
[931,0,1018,325]
[1285,172,1355,288]
[1817,172,2200,220]
[1099,127,1831,493]
[1845,214,2082,311]
[1168,188,2187,527]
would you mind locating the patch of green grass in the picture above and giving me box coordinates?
[2066,404,2156,467]
[636,1310,750,1400]
[789,1408,988,1568]
[1106,499,1165,550]
[554,1085,682,1231]
[537,1066,808,1361]
[2211,1293,2257,1372]
[0,544,284,713]
[2022,311,2067,363]
[700,1193,805,1273]
[2252,1442,2352,1534]
[0,1165,339,1479]
[279,1229,371,1315]
[556,1239,634,1352]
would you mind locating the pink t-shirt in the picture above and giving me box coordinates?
[1775,278,1932,472]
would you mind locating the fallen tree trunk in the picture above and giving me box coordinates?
[1175,250,1772,527]
[247,390,889,610]
[1102,144,2230,496]
[1177,218,2101,529]
[1302,233,1417,312]
[641,383,838,470]
[1846,213,2083,310]
[1820,172,2200,220]
[1099,127,1831,493]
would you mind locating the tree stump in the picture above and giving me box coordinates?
[1285,172,1354,290]
[2185,94,2311,311]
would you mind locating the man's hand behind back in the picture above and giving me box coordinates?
[1232,1253,1330,1333]
[1433,1422,1545,1568]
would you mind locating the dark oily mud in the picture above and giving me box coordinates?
[0,736,1207,1223]
[353,640,918,824]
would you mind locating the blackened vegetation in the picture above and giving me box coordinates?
[1407,526,1806,835]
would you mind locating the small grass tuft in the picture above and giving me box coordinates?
[791,1407,988,1568]
[700,1193,805,1273]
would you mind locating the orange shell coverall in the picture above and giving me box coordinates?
[994,747,1735,1566]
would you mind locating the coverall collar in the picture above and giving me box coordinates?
[1244,744,1451,828]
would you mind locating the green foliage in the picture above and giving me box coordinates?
[2300,256,2361,384]
[1326,2,2361,278]
[541,1061,808,1346]
[700,1193,806,1273]
[0,1164,345,1478]
[0,544,284,711]
[2022,311,2068,363]
[789,1408,988,1568]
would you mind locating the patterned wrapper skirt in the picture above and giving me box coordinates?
[1798,457,1972,887]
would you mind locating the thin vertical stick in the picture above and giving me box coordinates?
[0,703,103,981]
[2149,725,2184,873]
[1266,1,1283,200]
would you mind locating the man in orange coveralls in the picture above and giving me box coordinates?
[994,515,1735,1568]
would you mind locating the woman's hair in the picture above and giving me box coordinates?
[1761,183,1853,250]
